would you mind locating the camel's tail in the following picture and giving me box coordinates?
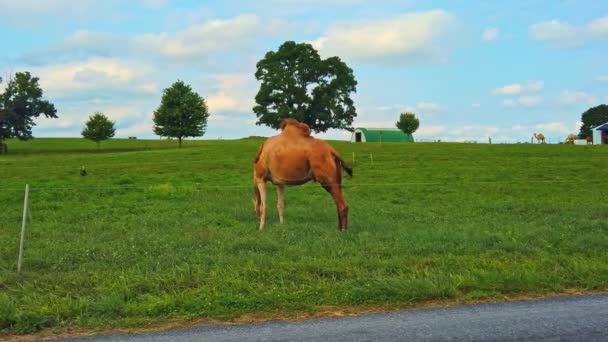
[332,150,353,178]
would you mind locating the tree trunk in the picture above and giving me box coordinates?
[97,141,100,150]
[178,137,183,148]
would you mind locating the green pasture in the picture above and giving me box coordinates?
[1,138,607,335]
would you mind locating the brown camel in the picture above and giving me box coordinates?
[253,118,352,231]
[533,133,545,144]
[564,134,577,144]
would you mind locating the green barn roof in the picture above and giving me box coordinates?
[354,128,414,142]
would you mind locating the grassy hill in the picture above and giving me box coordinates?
[1,138,607,335]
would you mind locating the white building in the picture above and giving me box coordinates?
[593,122,608,145]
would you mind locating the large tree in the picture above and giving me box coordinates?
[578,104,608,138]
[0,72,57,153]
[153,80,209,147]
[253,41,358,133]
[81,112,116,149]
[396,112,420,134]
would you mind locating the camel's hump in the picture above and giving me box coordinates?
[279,118,311,137]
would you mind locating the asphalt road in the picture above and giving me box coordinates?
[63,294,608,342]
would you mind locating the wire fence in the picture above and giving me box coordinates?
[0,177,597,192]
[1,175,605,275]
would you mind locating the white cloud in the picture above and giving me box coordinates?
[35,116,76,129]
[535,122,571,134]
[208,114,226,122]
[482,27,499,42]
[525,80,544,92]
[137,82,161,94]
[204,73,257,113]
[351,119,396,128]
[471,103,481,108]
[558,90,597,106]
[316,129,353,141]
[435,125,500,142]
[311,10,455,63]
[416,102,441,112]
[116,121,153,138]
[588,16,608,37]
[529,20,579,47]
[133,15,264,60]
[37,14,290,65]
[517,95,543,107]
[495,84,524,96]
[101,104,148,121]
[510,125,528,132]
[0,0,98,17]
[530,16,608,48]
[164,6,213,27]
[30,58,153,98]
[452,125,499,136]
[417,126,446,135]
[494,80,544,95]
[501,95,543,107]
[594,75,608,82]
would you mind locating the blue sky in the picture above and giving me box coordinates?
[1,0,607,143]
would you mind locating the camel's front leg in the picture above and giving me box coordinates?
[276,185,285,224]
[256,181,267,231]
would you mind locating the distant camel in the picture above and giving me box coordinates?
[564,134,577,144]
[533,133,546,144]
[253,118,353,231]
[586,136,593,145]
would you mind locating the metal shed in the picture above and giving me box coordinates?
[593,122,608,145]
[351,128,414,143]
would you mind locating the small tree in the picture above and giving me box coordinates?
[0,72,57,154]
[81,112,116,149]
[153,80,209,147]
[396,112,420,135]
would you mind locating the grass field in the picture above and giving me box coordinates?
[1,137,607,336]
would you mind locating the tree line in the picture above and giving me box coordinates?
[1,41,606,154]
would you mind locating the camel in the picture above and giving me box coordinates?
[564,134,577,144]
[253,118,352,231]
[533,133,545,144]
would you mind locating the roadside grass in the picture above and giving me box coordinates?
[1,138,607,335]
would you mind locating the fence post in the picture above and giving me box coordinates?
[352,152,355,166]
[17,184,30,273]
[370,153,374,166]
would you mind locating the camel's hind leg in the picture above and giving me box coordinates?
[322,183,349,231]
[255,180,267,231]
[277,185,285,224]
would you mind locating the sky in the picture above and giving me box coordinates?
[1,0,607,143]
